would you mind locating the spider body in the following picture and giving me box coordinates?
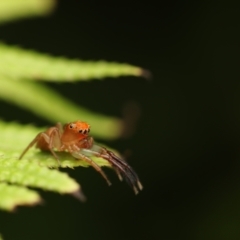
[19,121,143,194]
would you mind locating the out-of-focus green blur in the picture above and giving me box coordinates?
[0,1,239,240]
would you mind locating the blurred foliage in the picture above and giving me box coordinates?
[0,0,55,23]
[0,0,145,217]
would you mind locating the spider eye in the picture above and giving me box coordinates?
[83,129,87,134]
[79,129,83,133]
[88,129,90,133]
[69,124,73,129]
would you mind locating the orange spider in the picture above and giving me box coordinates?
[19,121,143,194]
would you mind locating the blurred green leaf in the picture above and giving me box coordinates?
[0,0,56,24]
[0,43,146,81]
[0,0,56,23]
[0,183,41,211]
[0,77,123,139]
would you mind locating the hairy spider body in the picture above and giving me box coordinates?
[19,121,143,194]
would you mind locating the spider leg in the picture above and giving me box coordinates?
[81,146,143,194]
[71,148,112,186]
[19,132,49,159]
[19,131,61,165]
[47,129,62,165]
[114,168,123,181]
[48,148,61,166]
[106,149,143,193]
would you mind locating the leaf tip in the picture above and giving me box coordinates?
[71,189,87,202]
[10,197,43,212]
[139,68,152,80]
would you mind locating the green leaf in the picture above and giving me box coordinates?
[0,158,83,197]
[0,77,123,139]
[0,182,41,211]
[0,43,147,81]
[0,120,119,210]
[0,120,102,211]
[0,120,111,168]
[0,0,56,24]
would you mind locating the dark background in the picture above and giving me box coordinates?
[1,1,240,240]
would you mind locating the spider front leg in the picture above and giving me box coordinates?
[19,127,62,166]
[80,145,143,194]
[71,145,112,186]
